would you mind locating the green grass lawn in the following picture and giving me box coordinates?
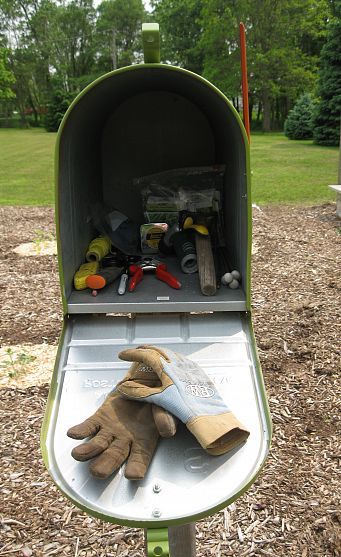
[0,128,56,205]
[251,132,338,205]
[0,128,338,206]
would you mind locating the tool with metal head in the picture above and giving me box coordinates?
[181,213,216,296]
[128,257,181,292]
[117,268,129,295]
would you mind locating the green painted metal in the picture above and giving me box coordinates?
[44,24,268,534]
[246,313,273,438]
[147,528,169,557]
[40,318,67,467]
[142,23,160,63]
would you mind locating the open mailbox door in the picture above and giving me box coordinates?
[41,312,271,527]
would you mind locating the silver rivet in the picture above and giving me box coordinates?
[153,484,161,493]
[152,508,161,518]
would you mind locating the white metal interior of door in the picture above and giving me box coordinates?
[41,312,271,527]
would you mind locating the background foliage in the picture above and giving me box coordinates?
[0,0,339,140]
[313,0,341,145]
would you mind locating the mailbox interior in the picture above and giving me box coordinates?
[56,65,250,314]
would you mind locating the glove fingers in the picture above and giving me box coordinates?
[152,404,177,438]
[89,439,131,479]
[116,379,164,399]
[118,347,167,376]
[67,417,99,440]
[125,437,159,480]
[71,429,114,461]
[117,347,174,399]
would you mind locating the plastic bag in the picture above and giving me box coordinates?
[135,165,225,223]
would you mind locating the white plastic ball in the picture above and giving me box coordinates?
[231,270,241,281]
[221,272,233,285]
[229,279,240,289]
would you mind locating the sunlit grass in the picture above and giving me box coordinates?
[0,128,338,206]
[251,132,338,205]
[0,128,56,205]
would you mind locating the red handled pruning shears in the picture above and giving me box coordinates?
[128,258,181,292]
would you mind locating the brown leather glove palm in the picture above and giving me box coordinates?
[67,392,176,480]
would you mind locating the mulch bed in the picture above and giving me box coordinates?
[0,204,340,556]
[0,207,60,345]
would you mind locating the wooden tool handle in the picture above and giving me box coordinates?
[195,234,217,296]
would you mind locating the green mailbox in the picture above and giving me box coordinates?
[41,24,271,557]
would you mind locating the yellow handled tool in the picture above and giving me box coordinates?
[183,216,209,236]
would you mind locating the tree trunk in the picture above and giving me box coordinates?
[256,102,262,122]
[249,100,253,127]
[4,102,12,127]
[18,103,28,128]
[262,92,271,131]
[271,104,275,128]
[29,95,39,126]
[275,97,281,129]
[112,28,117,70]
[338,120,341,186]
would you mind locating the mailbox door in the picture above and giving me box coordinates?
[41,312,271,527]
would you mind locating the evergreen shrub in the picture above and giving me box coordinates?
[284,94,315,140]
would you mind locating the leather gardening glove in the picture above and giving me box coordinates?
[67,392,177,480]
[117,345,250,456]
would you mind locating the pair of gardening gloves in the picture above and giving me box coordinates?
[67,346,250,480]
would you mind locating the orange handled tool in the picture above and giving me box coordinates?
[128,258,181,292]
[86,266,123,291]
[155,263,181,289]
[128,265,144,291]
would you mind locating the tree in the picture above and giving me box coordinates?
[199,0,242,102]
[9,48,36,126]
[95,0,145,71]
[151,0,329,130]
[243,0,322,131]
[0,47,15,100]
[284,93,315,139]
[297,0,332,59]
[53,0,97,89]
[0,0,334,132]
[0,0,60,124]
[45,78,74,132]
[0,0,98,120]
[313,1,341,146]
[151,0,204,74]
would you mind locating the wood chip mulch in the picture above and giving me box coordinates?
[0,204,340,557]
